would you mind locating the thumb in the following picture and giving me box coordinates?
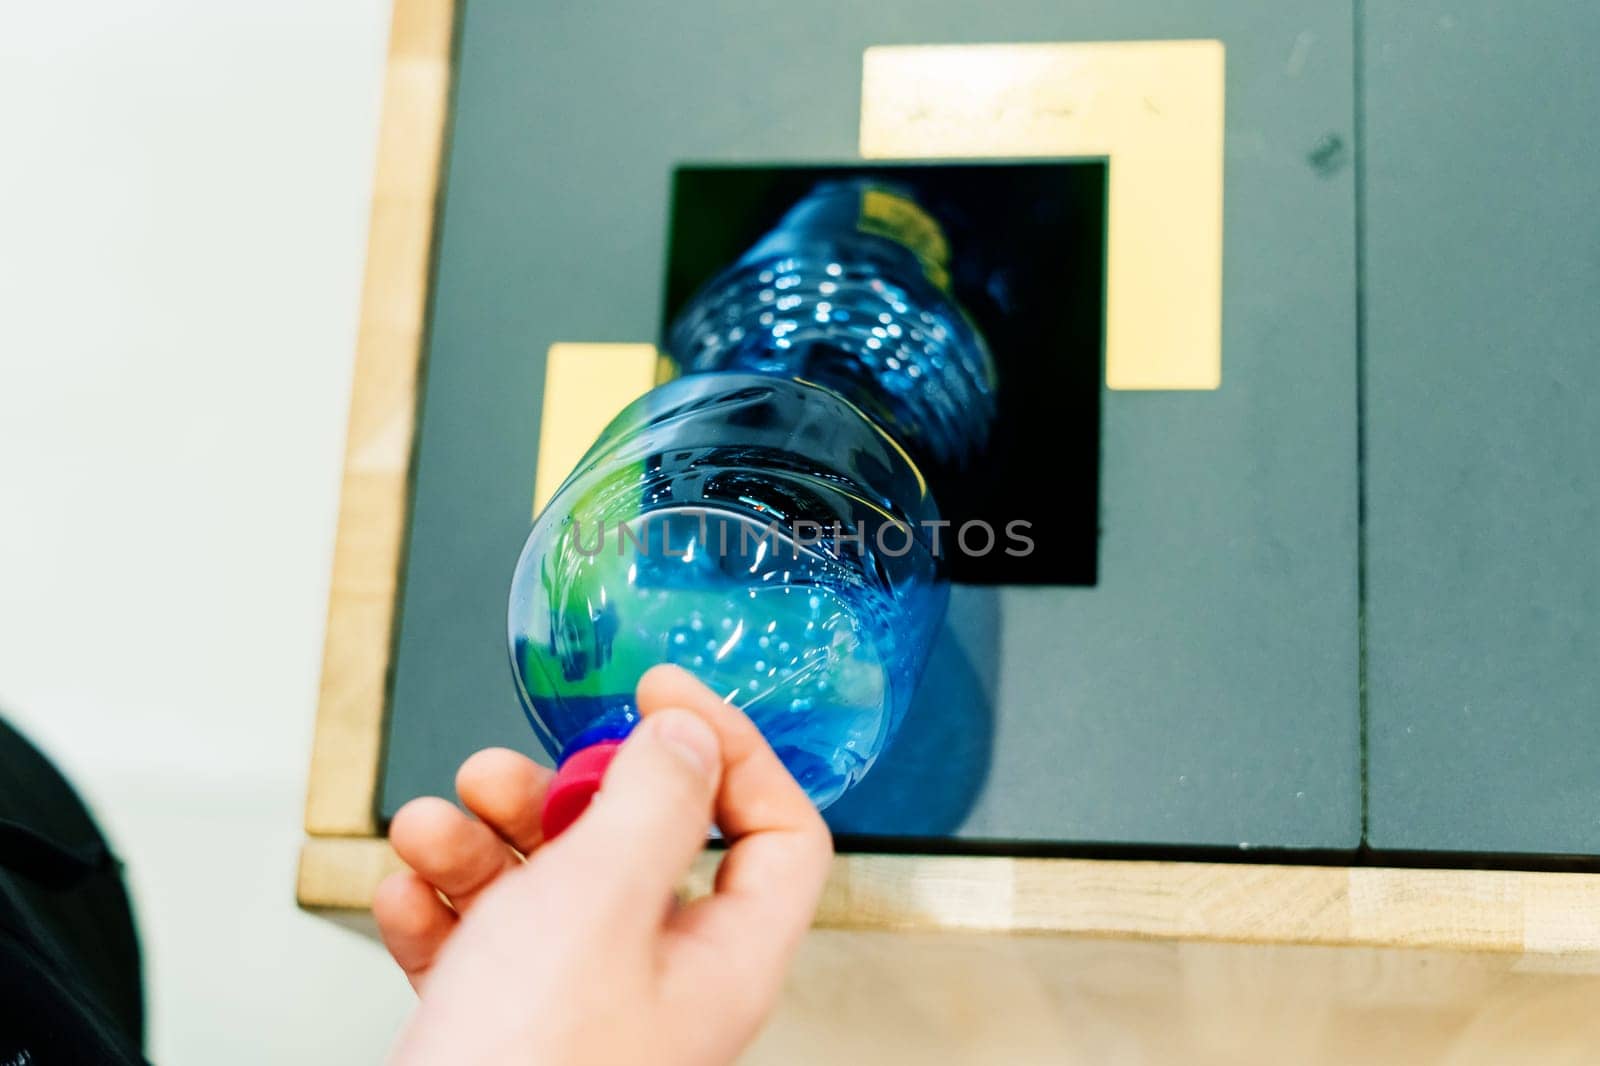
[560,708,722,911]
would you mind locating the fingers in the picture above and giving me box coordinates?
[373,870,456,990]
[557,708,722,913]
[636,666,832,999]
[456,747,554,855]
[636,665,828,842]
[389,796,516,912]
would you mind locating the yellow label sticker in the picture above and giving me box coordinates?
[860,40,1226,390]
[533,343,666,517]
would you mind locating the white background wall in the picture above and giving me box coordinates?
[0,2,414,1060]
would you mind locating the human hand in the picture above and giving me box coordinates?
[374,665,834,1065]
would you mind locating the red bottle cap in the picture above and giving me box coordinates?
[540,740,623,840]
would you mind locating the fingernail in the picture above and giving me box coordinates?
[648,709,719,779]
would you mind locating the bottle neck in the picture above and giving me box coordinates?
[740,179,954,295]
[666,179,996,473]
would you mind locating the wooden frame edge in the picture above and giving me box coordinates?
[297,838,1600,955]
[303,0,456,837]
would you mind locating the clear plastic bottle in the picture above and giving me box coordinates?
[509,180,995,836]
[667,179,995,471]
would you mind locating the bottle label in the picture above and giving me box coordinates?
[856,187,952,292]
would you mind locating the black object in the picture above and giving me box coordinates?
[0,715,147,1065]
[664,162,1108,586]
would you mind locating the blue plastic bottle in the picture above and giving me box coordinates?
[509,180,995,836]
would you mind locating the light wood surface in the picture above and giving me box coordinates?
[293,887,1600,1065]
[302,0,454,837]
[299,836,1600,957]
[746,928,1600,1065]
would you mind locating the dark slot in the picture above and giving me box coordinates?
[661,161,1108,586]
